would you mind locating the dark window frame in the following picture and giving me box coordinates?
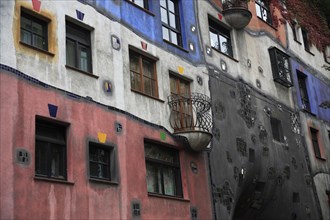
[129,49,159,98]
[270,117,283,142]
[145,141,183,198]
[269,47,293,87]
[20,10,48,51]
[89,142,116,182]
[297,71,311,111]
[310,128,322,159]
[209,17,233,57]
[160,0,182,47]
[255,0,272,25]
[302,28,310,52]
[35,117,68,180]
[66,20,92,73]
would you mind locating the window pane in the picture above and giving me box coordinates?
[21,16,32,31]
[169,13,176,29]
[210,30,219,50]
[168,0,175,13]
[35,141,48,176]
[32,21,43,35]
[145,144,175,163]
[33,35,45,49]
[256,4,261,17]
[21,30,31,45]
[170,31,178,45]
[160,0,166,8]
[219,35,229,54]
[79,46,89,72]
[133,0,144,8]
[131,72,141,91]
[161,8,168,24]
[146,163,162,194]
[162,27,170,41]
[142,59,153,78]
[144,77,152,95]
[66,39,76,67]
[163,167,176,196]
[170,77,177,94]
[130,55,140,72]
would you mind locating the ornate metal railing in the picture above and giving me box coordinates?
[167,93,212,133]
[222,0,249,9]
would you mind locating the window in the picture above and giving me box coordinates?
[160,0,182,46]
[20,10,48,50]
[297,71,310,111]
[269,47,293,87]
[255,0,272,25]
[169,74,193,131]
[129,49,158,97]
[310,128,321,158]
[35,118,67,179]
[129,0,148,9]
[209,17,233,57]
[270,117,283,142]
[302,28,310,51]
[89,142,115,181]
[66,20,92,73]
[145,142,183,197]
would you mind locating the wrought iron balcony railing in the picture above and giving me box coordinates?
[222,0,249,9]
[221,0,252,29]
[167,93,212,133]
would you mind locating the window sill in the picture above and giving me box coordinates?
[315,156,327,161]
[212,47,238,62]
[163,40,189,53]
[131,89,165,103]
[65,65,99,79]
[148,193,189,202]
[19,41,55,56]
[89,178,119,185]
[124,0,155,16]
[256,17,277,31]
[34,176,75,185]
[305,49,315,56]
[301,108,316,116]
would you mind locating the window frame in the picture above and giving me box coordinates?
[255,0,272,25]
[66,20,92,73]
[169,73,193,132]
[89,142,117,183]
[128,0,149,10]
[310,128,322,159]
[302,28,310,52]
[145,141,183,198]
[269,47,293,87]
[129,48,159,98]
[35,117,68,180]
[297,71,311,112]
[160,0,182,47]
[20,10,49,51]
[270,117,283,142]
[208,17,233,57]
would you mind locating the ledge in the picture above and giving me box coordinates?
[163,40,189,53]
[131,89,165,103]
[34,176,75,185]
[148,193,190,202]
[124,0,155,16]
[20,41,55,56]
[65,65,99,79]
[89,178,119,185]
[212,47,239,63]
[294,39,302,45]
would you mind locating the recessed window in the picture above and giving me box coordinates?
[255,0,272,25]
[297,71,310,111]
[20,10,48,50]
[129,49,158,98]
[145,142,183,197]
[270,117,283,142]
[302,28,310,51]
[129,0,148,9]
[169,74,193,131]
[89,142,115,181]
[66,20,92,73]
[209,17,233,57]
[269,47,293,87]
[35,118,67,179]
[310,128,321,159]
[160,0,182,46]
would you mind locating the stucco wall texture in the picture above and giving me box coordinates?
[0,70,212,219]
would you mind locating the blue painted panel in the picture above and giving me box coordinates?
[87,0,203,64]
[291,60,330,122]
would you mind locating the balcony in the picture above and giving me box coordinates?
[168,93,213,151]
[222,0,252,29]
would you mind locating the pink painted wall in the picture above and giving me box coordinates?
[0,70,212,219]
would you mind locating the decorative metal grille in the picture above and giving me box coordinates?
[222,0,249,9]
[168,93,212,133]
